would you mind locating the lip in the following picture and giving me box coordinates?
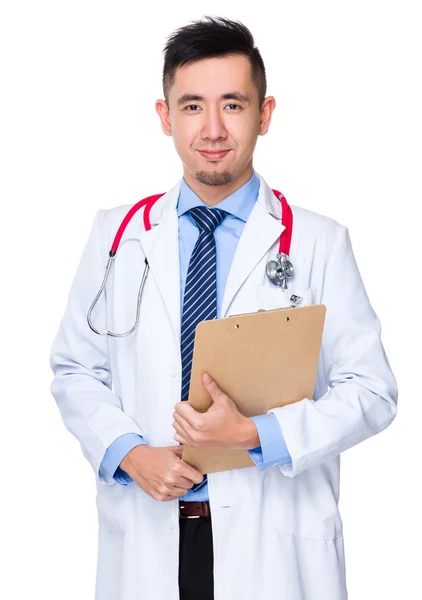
[198,150,230,160]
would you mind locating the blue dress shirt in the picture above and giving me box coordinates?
[100,169,292,497]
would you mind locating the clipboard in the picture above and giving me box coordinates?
[181,304,326,474]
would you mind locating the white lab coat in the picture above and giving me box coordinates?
[50,171,398,600]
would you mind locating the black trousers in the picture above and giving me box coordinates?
[179,516,214,600]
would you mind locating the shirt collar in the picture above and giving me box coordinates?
[177,168,260,223]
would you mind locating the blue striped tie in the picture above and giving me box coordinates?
[180,206,227,492]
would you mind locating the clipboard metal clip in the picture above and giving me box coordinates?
[231,295,304,318]
[289,294,303,307]
[258,294,303,311]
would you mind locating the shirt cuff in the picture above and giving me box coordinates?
[100,433,148,485]
[247,413,292,470]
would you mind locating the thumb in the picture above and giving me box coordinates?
[202,372,220,398]
[202,373,224,402]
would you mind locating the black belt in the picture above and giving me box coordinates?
[179,500,211,518]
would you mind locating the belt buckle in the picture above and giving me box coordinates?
[179,503,201,519]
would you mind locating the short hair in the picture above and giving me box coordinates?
[162,16,267,109]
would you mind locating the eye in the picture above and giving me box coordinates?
[183,103,242,112]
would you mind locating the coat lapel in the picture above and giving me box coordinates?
[136,172,286,342]
[220,173,286,317]
[137,179,182,347]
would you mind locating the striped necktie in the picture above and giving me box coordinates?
[180,205,227,492]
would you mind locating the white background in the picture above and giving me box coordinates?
[1,1,420,598]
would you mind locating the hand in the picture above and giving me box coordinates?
[173,373,258,450]
[120,445,204,502]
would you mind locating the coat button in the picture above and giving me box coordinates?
[169,365,179,377]
[165,517,174,529]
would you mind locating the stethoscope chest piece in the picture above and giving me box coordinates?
[266,252,295,289]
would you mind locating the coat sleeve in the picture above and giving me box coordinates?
[268,223,398,477]
[49,210,146,486]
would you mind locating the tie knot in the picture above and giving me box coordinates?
[189,206,227,233]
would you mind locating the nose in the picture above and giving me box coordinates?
[201,105,228,142]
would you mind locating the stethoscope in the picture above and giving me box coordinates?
[87,188,295,338]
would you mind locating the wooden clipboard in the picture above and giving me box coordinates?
[181,304,326,474]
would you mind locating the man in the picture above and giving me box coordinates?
[50,15,398,600]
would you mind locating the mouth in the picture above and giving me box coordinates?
[198,150,231,160]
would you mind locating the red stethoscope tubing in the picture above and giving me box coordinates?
[109,189,292,257]
[88,188,293,337]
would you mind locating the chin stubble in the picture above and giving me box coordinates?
[194,170,234,187]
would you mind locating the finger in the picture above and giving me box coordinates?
[168,445,183,456]
[173,412,203,445]
[173,417,189,436]
[202,372,212,385]
[173,428,188,445]
[173,410,195,433]
[176,474,201,489]
[202,372,221,396]
[174,400,199,423]
[167,487,189,499]
[157,487,188,500]
[179,466,204,485]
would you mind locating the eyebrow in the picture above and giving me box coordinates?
[176,91,251,107]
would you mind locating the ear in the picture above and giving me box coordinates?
[259,96,276,136]
[155,99,172,137]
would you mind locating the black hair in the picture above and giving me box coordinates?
[162,15,267,109]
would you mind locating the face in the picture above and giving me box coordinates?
[156,53,275,193]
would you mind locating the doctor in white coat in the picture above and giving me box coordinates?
[49,15,398,600]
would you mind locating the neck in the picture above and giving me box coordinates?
[183,164,254,207]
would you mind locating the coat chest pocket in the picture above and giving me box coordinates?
[256,285,317,311]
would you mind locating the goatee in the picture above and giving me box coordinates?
[194,170,234,186]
